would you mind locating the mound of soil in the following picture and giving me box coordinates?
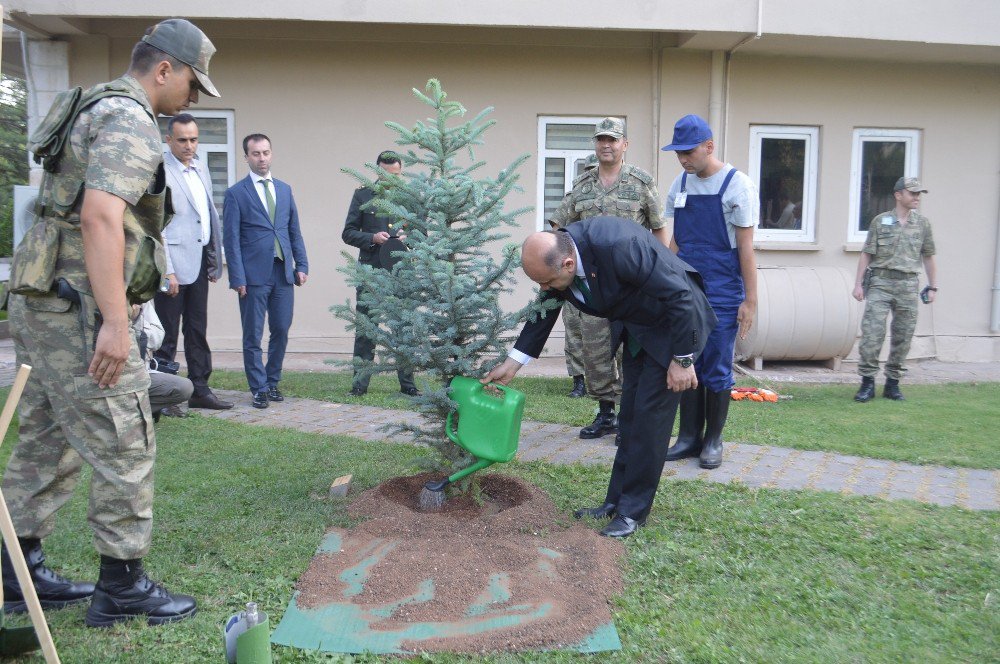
[295,473,625,654]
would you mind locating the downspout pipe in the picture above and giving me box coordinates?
[991,170,1000,331]
[720,0,763,162]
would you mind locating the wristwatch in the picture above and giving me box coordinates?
[672,355,694,368]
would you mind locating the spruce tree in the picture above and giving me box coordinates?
[333,79,552,480]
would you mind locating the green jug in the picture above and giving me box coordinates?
[426,376,525,492]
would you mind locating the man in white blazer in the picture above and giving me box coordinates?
[154,114,233,412]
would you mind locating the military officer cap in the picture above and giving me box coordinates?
[594,117,626,140]
[584,153,598,170]
[142,18,220,97]
[894,177,928,193]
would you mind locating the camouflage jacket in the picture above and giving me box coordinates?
[549,163,664,231]
[863,210,935,274]
[11,76,167,303]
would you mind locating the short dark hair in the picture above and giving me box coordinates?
[129,27,185,75]
[243,133,271,155]
[543,230,574,270]
[376,150,401,166]
[167,113,197,135]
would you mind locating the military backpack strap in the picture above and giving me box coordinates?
[27,82,146,174]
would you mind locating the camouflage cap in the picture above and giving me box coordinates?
[594,117,625,139]
[894,177,928,193]
[142,18,220,98]
[584,153,598,170]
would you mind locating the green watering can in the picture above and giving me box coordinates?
[423,376,525,495]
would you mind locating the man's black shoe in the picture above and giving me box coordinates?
[600,515,644,538]
[580,412,617,439]
[267,387,284,402]
[883,379,905,401]
[348,386,367,397]
[573,503,616,520]
[580,401,618,439]
[251,391,269,409]
[188,392,234,410]
[400,387,422,397]
[159,404,187,418]
[85,557,196,627]
[854,376,876,403]
[2,539,95,613]
[568,375,586,398]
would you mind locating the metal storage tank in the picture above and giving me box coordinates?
[735,266,862,370]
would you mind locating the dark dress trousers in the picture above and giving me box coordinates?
[514,217,717,521]
[341,186,416,392]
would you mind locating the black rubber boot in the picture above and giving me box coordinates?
[883,378,905,401]
[567,375,586,398]
[579,400,618,439]
[665,385,705,461]
[1,538,95,613]
[699,389,731,470]
[854,376,876,402]
[85,556,197,627]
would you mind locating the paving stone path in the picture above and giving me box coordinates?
[203,390,999,511]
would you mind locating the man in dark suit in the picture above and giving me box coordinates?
[223,134,309,409]
[485,217,716,538]
[156,114,232,414]
[342,150,419,397]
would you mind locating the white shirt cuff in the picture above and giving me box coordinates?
[507,349,532,366]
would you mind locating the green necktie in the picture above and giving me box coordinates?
[572,276,592,304]
[261,179,284,261]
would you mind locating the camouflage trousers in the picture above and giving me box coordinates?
[563,306,622,403]
[562,303,585,377]
[2,292,156,560]
[857,275,919,381]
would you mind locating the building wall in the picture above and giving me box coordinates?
[59,25,1000,362]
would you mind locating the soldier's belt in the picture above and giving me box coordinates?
[870,267,917,280]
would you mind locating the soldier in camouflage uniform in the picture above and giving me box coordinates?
[2,19,219,627]
[852,177,937,402]
[549,117,668,440]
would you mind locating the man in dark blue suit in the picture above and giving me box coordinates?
[223,134,309,409]
[485,217,716,538]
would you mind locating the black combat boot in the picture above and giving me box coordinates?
[854,376,876,402]
[665,386,705,461]
[883,378,905,401]
[699,389,731,470]
[567,375,586,398]
[579,400,618,439]
[85,556,197,627]
[1,538,95,613]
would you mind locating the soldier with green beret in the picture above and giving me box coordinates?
[3,18,219,626]
[852,177,938,402]
[549,117,668,442]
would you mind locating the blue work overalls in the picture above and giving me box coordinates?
[674,168,744,392]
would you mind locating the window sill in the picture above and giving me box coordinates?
[753,242,821,251]
[843,242,865,252]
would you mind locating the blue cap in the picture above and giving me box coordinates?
[661,114,712,151]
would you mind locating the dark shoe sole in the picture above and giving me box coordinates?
[85,605,197,628]
[188,401,234,410]
[579,427,618,440]
[4,595,92,614]
[251,402,268,409]
[699,459,722,470]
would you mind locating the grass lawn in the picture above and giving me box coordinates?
[211,370,1000,470]
[0,412,996,663]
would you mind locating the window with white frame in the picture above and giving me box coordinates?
[848,128,920,243]
[748,125,819,242]
[536,116,604,229]
[157,110,237,210]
